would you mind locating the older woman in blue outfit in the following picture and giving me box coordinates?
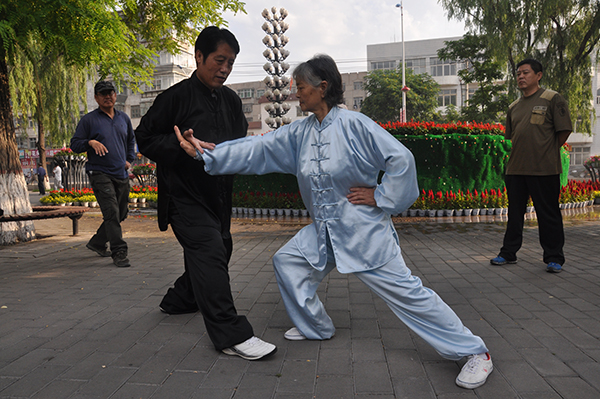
[175,54,493,389]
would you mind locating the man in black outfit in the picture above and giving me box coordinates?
[135,27,276,360]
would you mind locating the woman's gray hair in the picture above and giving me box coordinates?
[293,54,344,108]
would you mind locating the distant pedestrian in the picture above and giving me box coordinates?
[36,164,46,195]
[491,59,572,273]
[52,163,63,190]
[71,80,136,268]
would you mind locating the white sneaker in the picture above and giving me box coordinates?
[284,327,306,341]
[455,353,493,389]
[222,336,277,360]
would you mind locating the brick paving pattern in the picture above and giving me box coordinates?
[1,196,599,398]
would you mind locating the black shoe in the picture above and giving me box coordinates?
[113,251,131,268]
[86,243,112,257]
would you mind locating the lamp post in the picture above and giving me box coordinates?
[262,7,292,129]
[396,2,409,123]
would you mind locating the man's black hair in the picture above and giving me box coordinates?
[517,58,543,74]
[194,26,240,61]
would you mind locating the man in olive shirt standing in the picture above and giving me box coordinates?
[491,59,572,273]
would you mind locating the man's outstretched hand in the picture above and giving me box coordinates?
[174,126,216,157]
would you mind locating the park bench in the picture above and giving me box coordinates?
[0,206,89,236]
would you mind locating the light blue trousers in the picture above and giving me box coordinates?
[273,237,488,361]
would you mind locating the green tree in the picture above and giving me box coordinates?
[361,68,440,122]
[0,0,245,244]
[9,36,90,168]
[440,0,600,133]
[437,34,509,123]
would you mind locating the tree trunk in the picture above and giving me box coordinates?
[0,48,36,245]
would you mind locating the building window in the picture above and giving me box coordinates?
[406,58,427,75]
[353,97,363,109]
[353,81,363,90]
[242,104,253,113]
[570,146,591,166]
[29,138,37,149]
[596,88,600,105]
[140,103,151,117]
[237,88,254,99]
[131,105,141,118]
[256,89,265,98]
[114,104,125,112]
[371,60,396,70]
[438,89,457,106]
[296,106,309,117]
[430,57,457,76]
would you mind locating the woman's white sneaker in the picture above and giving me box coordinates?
[222,336,277,360]
[455,353,493,389]
[284,327,307,341]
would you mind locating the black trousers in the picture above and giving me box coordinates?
[499,174,565,265]
[88,172,129,256]
[160,205,254,351]
[37,177,46,195]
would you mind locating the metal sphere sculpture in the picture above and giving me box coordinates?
[261,7,292,129]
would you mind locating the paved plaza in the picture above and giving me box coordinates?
[1,195,600,398]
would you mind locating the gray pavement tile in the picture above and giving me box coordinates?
[353,361,394,394]
[547,376,600,399]
[29,379,87,399]
[277,359,317,394]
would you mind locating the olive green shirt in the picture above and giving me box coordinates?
[505,88,572,175]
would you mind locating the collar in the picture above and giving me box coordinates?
[191,71,219,98]
[313,105,339,131]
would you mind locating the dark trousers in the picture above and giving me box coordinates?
[88,172,129,256]
[37,177,46,195]
[160,205,254,351]
[499,174,565,265]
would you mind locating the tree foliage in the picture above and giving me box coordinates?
[9,35,90,158]
[360,68,440,122]
[440,0,600,133]
[437,34,509,123]
[0,0,245,243]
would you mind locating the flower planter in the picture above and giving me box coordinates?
[480,209,487,215]
[426,210,436,217]
[248,208,255,215]
[494,208,502,215]
[139,198,146,203]
[400,210,408,217]
[129,198,138,203]
[594,198,600,205]
[444,209,453,217]
[269,209,276,216]
[454,209,463,217]
[277,209,284,216]
[417,209,426,217]
[463,209,472,216]
[292,209,300,216]
[255,208,262,215]
[301,209,308,217]
[232,208,238,214]
[471,208,480,216]
[81,202,89,207]
[408,209,418,217]
[91,202,98,207]
[261,208,268,215]
[284,209,292,216]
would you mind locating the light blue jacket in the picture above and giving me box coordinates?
[201,106,419,273]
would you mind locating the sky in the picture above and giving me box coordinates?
[221,0,468,83]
